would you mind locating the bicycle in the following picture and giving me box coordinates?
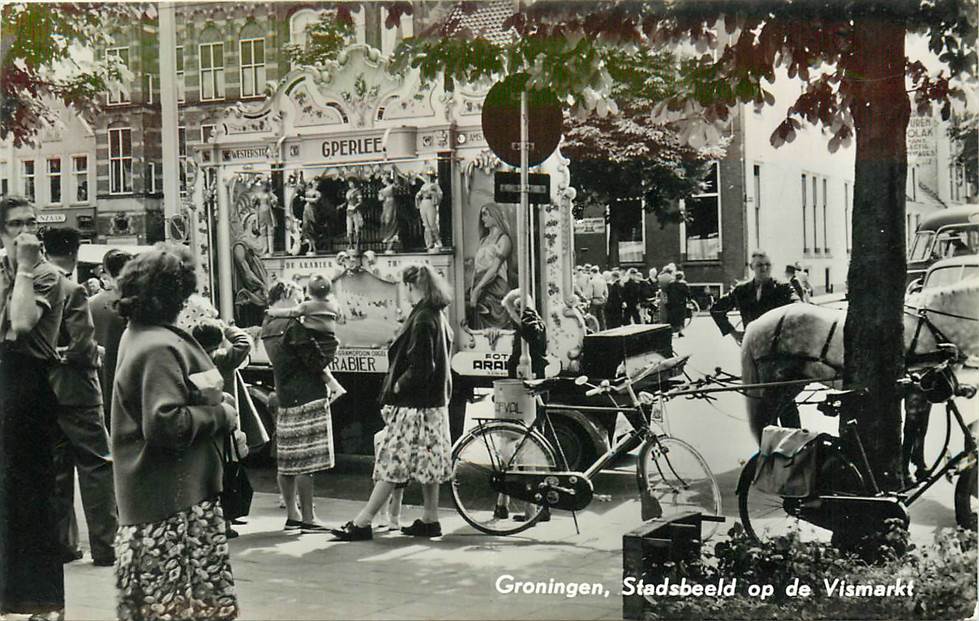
[736,353,977,545]
[450,355,724,538]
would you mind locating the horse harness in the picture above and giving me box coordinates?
[754,313,843,373]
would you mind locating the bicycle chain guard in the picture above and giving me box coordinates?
[490,471,595,511]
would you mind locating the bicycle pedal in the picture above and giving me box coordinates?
[594,494,613,502]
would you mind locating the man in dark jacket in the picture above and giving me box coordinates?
[43,227,118,567]
[621,268,643,325]
[89,248,132,430]
[710,250,798,344]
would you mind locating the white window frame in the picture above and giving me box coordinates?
[147,74,154,105]
[178,126,187,195]
[200,124,216,144]
[71,154,89,204]
[198,41,225,102]
[108,127,133,195]
[106,47,131,105]
[0,161,8,196]
[22,160,35,202]
[147,162,160,194]
[238,37,266,99]
[680,162,722,261]
[175,46,186,103]
[47,157,62,206]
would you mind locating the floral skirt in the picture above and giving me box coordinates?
[277,398,334,476]
[115,497,238,621]
[373,406,453,485]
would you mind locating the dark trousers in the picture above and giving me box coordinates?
[902,386,931,478]
[588,303,606,331]
[53,404,118,562]
[623,305,641,325]
[0,351,64,614]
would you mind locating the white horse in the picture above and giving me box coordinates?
[740,280,979,447]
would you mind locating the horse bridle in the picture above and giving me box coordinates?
[903,303,978,362]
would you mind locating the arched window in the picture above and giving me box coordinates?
[290,9,326,48]
[199,26,225,101]
[239,22,266,98]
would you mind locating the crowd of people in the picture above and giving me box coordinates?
[0,188,819,621]
[573,256,815,338]
[573,262,696,335]
[0,195,467,621]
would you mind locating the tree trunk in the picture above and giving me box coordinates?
[844,14,910,491]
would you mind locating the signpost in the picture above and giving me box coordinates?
[481,74,562,379]
[494,172,550,204]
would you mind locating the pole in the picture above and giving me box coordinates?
[517,89,532,379]
[216,171,234,321]
[158,2,180,233]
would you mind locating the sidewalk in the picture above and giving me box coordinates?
[65,490,641,620]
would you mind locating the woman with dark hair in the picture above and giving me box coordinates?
[111,246,239,621]
[332,264,454,541]
[468,202,513,329]
[260,280,335,534]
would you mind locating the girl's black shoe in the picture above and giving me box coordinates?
[401,519,442,537]
[330,521,373,541]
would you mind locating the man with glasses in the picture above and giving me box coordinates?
[0,196,68,618]
[710,249,798,345]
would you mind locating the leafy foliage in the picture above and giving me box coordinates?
[644,523,977,620]
[561,48,727,225]
[284,8,355,70]
[0,2,146,147]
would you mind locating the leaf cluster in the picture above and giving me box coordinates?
[0,2,146,147]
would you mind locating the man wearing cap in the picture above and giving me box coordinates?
[784,263,810,303]
[710,250,798,345]
[622,268,643,325]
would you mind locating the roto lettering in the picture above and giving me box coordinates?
[322,136,384,159]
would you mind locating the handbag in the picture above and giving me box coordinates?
[219,434,253,521]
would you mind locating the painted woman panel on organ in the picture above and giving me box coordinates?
[467,202,515,329]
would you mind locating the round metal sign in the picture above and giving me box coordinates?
[481,73,562,168]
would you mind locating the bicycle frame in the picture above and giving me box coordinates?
[904,400,976,505]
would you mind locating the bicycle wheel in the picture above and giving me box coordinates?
[737,454,849,544]
[639,436,722,539]
[954,461,977,531]
[451,421,559,536]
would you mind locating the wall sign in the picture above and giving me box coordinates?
[322,136,384,159]
[222,146,269,162]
